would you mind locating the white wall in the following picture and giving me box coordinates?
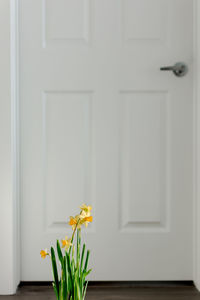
[0,0,19,294]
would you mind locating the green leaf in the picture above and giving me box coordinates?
[75,277,81,300]
[59,281,63,300]
[57,240,63,266]
[66,253,72,293]
[62,256,68,300]
[66,254,71,294]
[66,251,74,296]
[51,247,59,297]
[83,250,90,273]
[80,244,86,273]
[83,281,88,300]
[84,268,92,277]
[52,282,59,300]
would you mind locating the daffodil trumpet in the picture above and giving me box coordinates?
[40,204,93,300]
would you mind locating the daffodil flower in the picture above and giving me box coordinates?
[79,205,93,227]
[80,204,92,217]
[61,236,72,250]
[69,205,93,233]
[69,215,82,231]
[79,210,88,219]
[40,249,49,259]
[81,215,93,227]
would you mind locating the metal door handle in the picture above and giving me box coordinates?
[160,62,188,77]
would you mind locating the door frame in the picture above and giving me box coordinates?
[3,0,200,294]
[10,0,20,295]
[193,0,200,291]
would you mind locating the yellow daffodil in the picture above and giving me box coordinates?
[69,215,82,231]
[68,205,93,231]
[79,210,88,219]
[80,204,92,217]
[81,215,93,228]
[61,236,72,250]
[40,249,49,259]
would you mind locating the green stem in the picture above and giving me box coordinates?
[76,229,81,269]
[69,215,81,255]
[80,244,86,272]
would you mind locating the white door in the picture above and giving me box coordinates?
[20,0,193,281]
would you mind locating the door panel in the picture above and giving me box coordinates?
[20,0,193,280]
[120,91,168,231]
[44,91,93,230]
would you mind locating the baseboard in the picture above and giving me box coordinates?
[19,281,194,288]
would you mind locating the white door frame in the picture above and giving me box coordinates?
[193,0,200,291]
[1,0,200,294]
[0,0,19,295]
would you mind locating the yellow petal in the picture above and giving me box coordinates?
[40,249,48,259]
[69,216,77,226]
[86,216,93,222]
[80,204,92,213]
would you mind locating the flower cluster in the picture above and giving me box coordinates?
[69,204,93,231]
[40,204,93,257]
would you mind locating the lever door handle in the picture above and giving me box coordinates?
[160,62,188,77]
